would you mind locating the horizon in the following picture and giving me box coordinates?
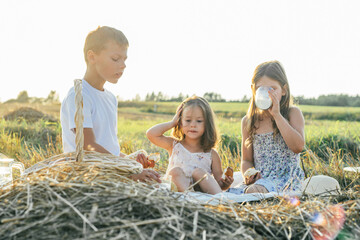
[2,89,359,104]
[1,0,360,103]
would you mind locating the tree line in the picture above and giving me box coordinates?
[143,92,227,102]
[4,90,60,104]
[4,90,360,107]
[143,91,360,107]
[294,94,360,107]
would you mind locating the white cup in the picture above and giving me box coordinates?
[255,86,273,110]
[0,158,24,187]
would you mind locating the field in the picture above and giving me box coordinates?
[0,101,360,239]
[2,102,360,170]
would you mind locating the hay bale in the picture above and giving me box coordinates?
[0,167,260,239]
[3,107,57,122]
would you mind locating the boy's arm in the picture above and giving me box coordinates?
[73,128,127,157]
[211,150,233,190]
[74,128,112,154]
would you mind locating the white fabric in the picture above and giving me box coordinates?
[230,171,244,188]
[174,191,301,205]
[301,175,341,196]
[165,142,213,180]
[343,167,360,173]
[60,79,120,156]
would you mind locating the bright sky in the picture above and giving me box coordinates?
[1,0,359,102]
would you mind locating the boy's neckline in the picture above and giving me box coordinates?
[83,79,106,93]
[83,77,106,92]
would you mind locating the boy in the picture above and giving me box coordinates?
[60,26,160,183]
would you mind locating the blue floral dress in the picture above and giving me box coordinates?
[228,132,304,194]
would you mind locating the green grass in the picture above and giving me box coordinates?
[1,102,359,187]
[121,101,360,121]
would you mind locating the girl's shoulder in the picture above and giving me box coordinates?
[288,106,304,119]
[289,105,302,112]
[241,115,249,127]
[210,148,220,158]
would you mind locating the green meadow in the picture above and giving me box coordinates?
[1,101,359,185]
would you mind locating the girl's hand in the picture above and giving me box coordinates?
[171,103,184,125]
[268,89,281,117]
[136,153,149,168]
[244,172,261,185]
[219,175,234,190]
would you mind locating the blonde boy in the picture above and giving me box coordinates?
[60,26,160,182]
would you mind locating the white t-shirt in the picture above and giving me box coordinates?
[60,79,120,156]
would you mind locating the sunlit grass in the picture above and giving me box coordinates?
[0,102,359,187]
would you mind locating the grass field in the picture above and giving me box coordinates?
[1,102,359,175]
[1,101,360,239]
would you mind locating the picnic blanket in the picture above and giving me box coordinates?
[174,191,302,205]
[162,171,340,205]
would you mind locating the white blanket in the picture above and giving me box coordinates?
[173,191,302,205]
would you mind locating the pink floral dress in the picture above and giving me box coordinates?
[165,141,212,183]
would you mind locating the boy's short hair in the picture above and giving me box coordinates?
[84,26,129,64]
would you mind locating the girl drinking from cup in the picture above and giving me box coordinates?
[228,60,305,194]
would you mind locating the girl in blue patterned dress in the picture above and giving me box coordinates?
[147,96,234,194]
[228,60,305,194]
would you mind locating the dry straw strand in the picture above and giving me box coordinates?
[74,79,84,162]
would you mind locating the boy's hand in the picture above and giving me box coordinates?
[130,169,161,183]
[244,172,261,185]
[135,153,149,168]
[219,175,234,190]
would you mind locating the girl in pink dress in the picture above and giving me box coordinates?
[147,96,233,194]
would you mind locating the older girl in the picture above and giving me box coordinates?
[229,60,305,194]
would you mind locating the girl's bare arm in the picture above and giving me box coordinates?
[267,89,305,153]
[241,116,261,185]
[272,106,305,154]
[211,150,233,190]
[146,121,176,152]
[241,116,254,173]
[146,104,183,153]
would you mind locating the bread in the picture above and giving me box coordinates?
[224,167,233,178]
[243,167,260,178]
[126,150,160,168]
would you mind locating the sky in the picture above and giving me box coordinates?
[0,0,359,103]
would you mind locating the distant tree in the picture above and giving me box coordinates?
[145,92,156,101]
[45,90,60,103]
[133,94,141,102]
[175,93,185,102]
[203,92,225,102]
[17,91,29,103]
[155,92,165,102]
[240,95,250,103]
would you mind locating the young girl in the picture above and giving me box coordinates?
[146,96,233,194]
[228,60,305,194]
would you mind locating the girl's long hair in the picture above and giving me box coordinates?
[172,96,219,152]
[245,60,293,147]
